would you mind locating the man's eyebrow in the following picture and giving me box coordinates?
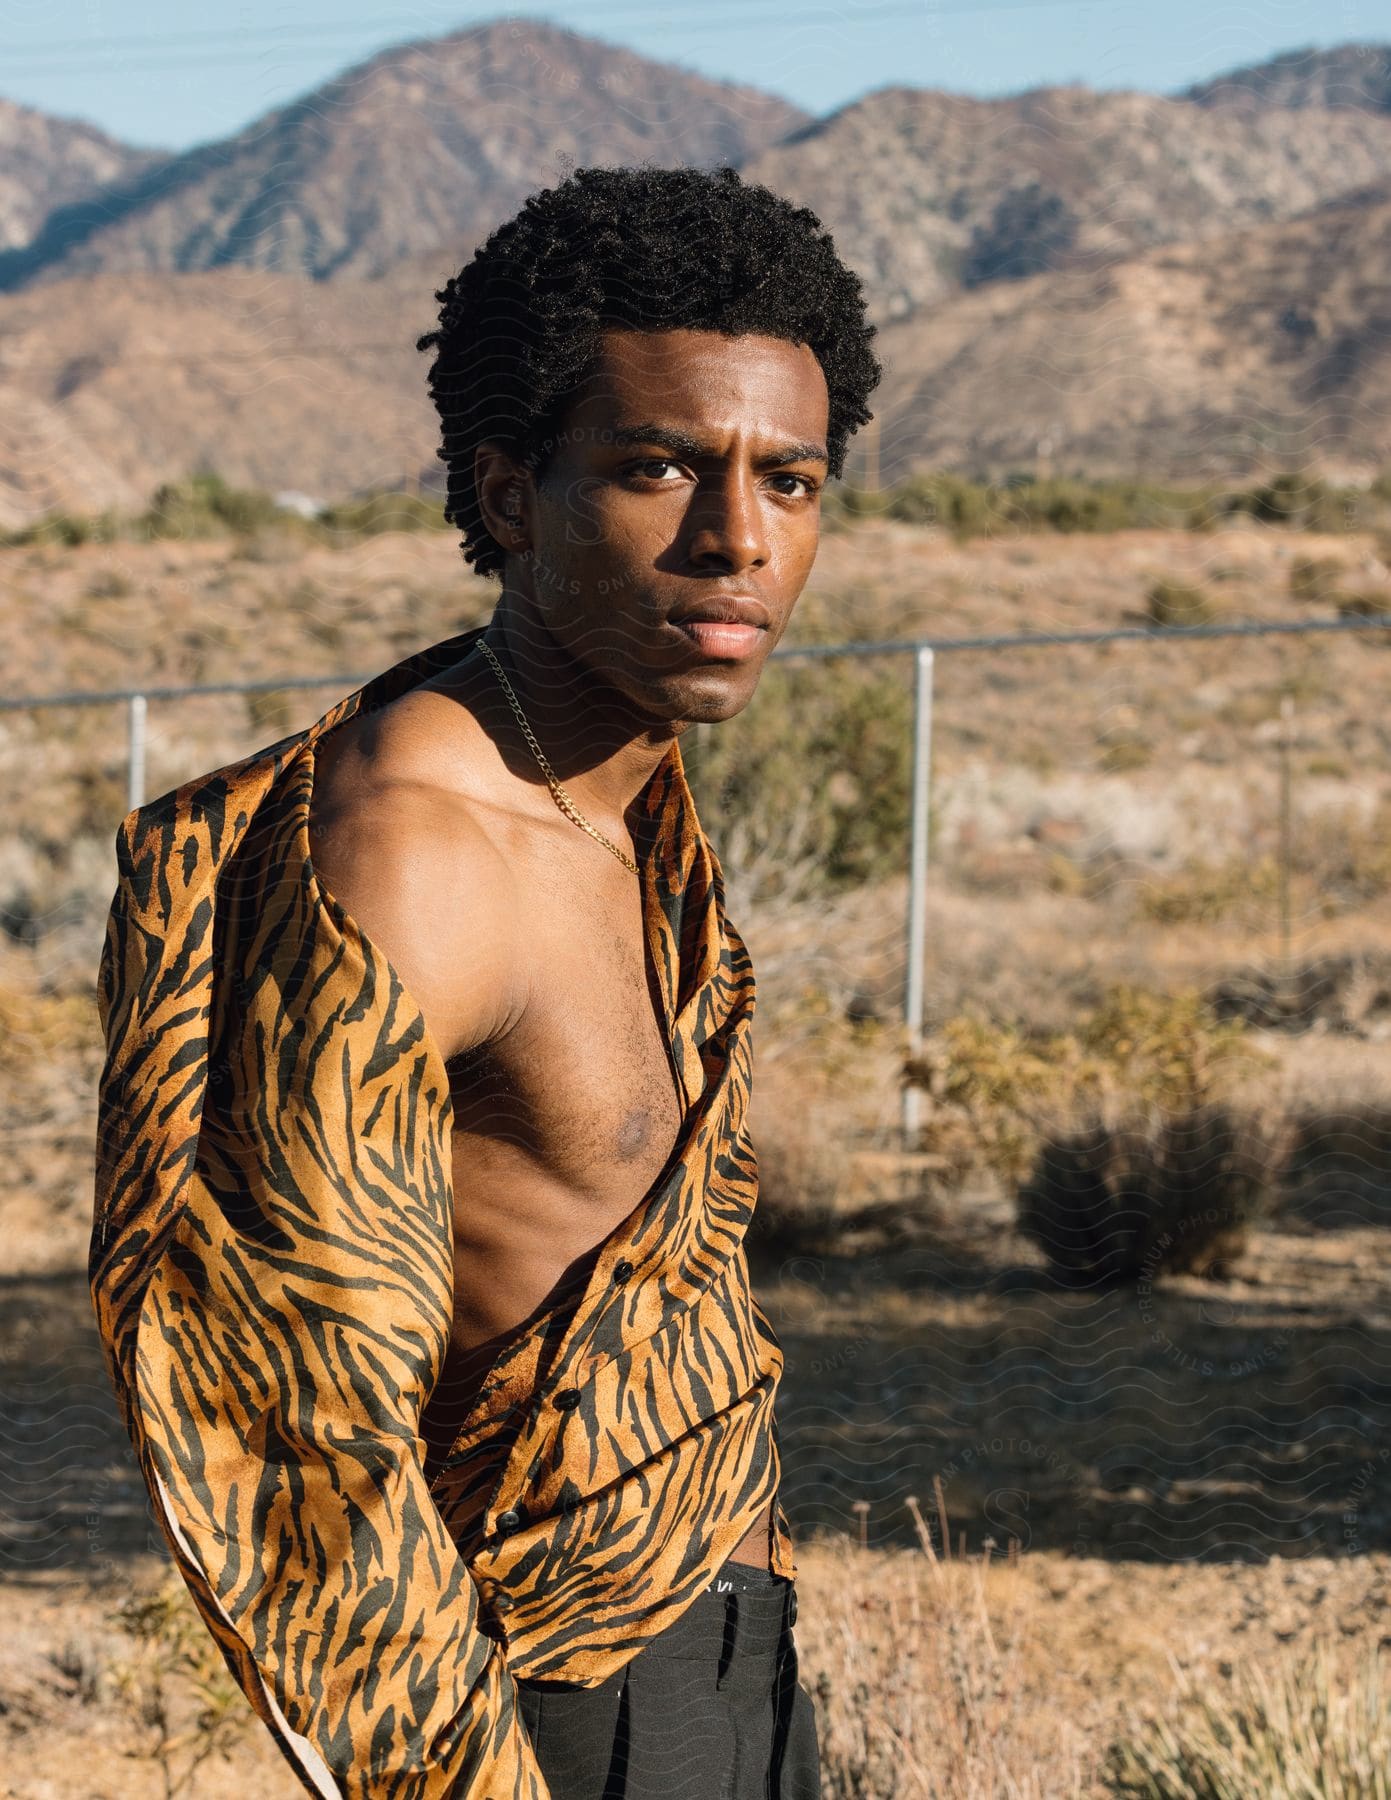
[608,423,829,468]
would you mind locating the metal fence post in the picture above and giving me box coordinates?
[127,693,147,814]
[902,646,935,1148]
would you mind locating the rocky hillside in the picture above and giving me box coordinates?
[0,18,807,290]
[3,177,1388,527]
[1181,42,1391,113]
[742,82,1391,319]
[866,181,1391,484]
[3,29,1391,513]
[0,261,436,527]
[0,98,161,255]
[8,29,1391,322]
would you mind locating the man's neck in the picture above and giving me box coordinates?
[471,596,687,831]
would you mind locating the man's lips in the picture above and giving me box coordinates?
[665,596,771,662]
[668,618,766,660]
[668,597,771,629]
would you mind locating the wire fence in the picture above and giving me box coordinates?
[7,604,1391,1578]
[8,609,1390,1143]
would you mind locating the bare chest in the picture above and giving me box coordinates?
[443,867,687,1322]
[423,855,692,1464]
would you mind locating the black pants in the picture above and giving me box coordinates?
[514,1562,822,1799]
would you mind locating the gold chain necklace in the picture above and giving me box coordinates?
[474,637,639,875]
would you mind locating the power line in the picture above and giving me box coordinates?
[2,2,781,59]
[2,0,1104,79]
[0,341,423,372]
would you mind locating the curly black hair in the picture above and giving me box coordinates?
[415,163,882,580]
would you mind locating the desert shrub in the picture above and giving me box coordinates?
[50,1633,107,1705]
[1004,477,1193,534]
[689,657,911,890]
[827,472,1201,541]
[1294,795,1391,906]
[109,1571,253,1797]
[1247,473,1347,530]
[1189,473,1360,534]
[904,1011,1069,1187]
[1336,591,1391,621]
[903,984,1276,1188]
[2,508,125,546]
[1281,1102,1391,1229]
[867,468,1374,536]
[141,471,285,541]
[747,1115,848,1264]
[1102,1641,1390,1798]
[1015,1102,1286,1286]
[1139,790,1391,922]
[244,687,294,736]
[1096,730,1152,773]
[883,472,996,536]
[1013,477,1123,533]
[817,482,855,529]
[820,481,891,530]
[0,983,97,1063]
[1288,555,1348,603]
[0,472,335,547]
[1145,579,1215,627]
[1137,851,1281,925]
[315,489,449,536]
[1210,950,1391,1037]
[1075,984,1274,1111]
[743,978,902,1263]
[84,564,135,598]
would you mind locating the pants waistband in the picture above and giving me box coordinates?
[705,1560,786,1596]
[513,1565,798,1699]
[622,1563,795,1665]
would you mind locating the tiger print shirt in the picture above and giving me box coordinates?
[89,626,796,1799]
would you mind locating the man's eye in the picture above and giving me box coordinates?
[769,473,818,497]
[627,459,682,480]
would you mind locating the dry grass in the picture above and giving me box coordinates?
[1102,1641,1391,1798]
[801,1484,1091,1798]
[6,1517,1391,1797]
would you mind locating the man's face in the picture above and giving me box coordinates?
[491,327,830,725]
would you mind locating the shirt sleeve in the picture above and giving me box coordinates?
[89,802,551,1800]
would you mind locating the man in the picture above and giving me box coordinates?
[90,163,879,1799]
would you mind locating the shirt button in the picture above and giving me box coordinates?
[554,1387,582,1411]
[493,1591,516,1613]
[613,1259,634,1283]
[495,1508,523,1535]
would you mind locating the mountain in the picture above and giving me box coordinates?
[864,181,1391,484]
[4,26,1390,517]
[740,83,1391,320]
[0,18,808,290]
[10,26,1391,325]
[0,98,163,254]
[0,262,435,528]
[1181,43,1391,113]
[3,182,1388,529]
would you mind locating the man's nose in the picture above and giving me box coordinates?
[685,470,769,572]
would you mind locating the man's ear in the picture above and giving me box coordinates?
[473,442,532,555]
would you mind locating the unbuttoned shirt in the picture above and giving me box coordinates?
[89,626,794,1799]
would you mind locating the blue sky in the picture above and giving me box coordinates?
[4,0,1386,151]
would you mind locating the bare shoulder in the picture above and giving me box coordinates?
[307,716,523,1065]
